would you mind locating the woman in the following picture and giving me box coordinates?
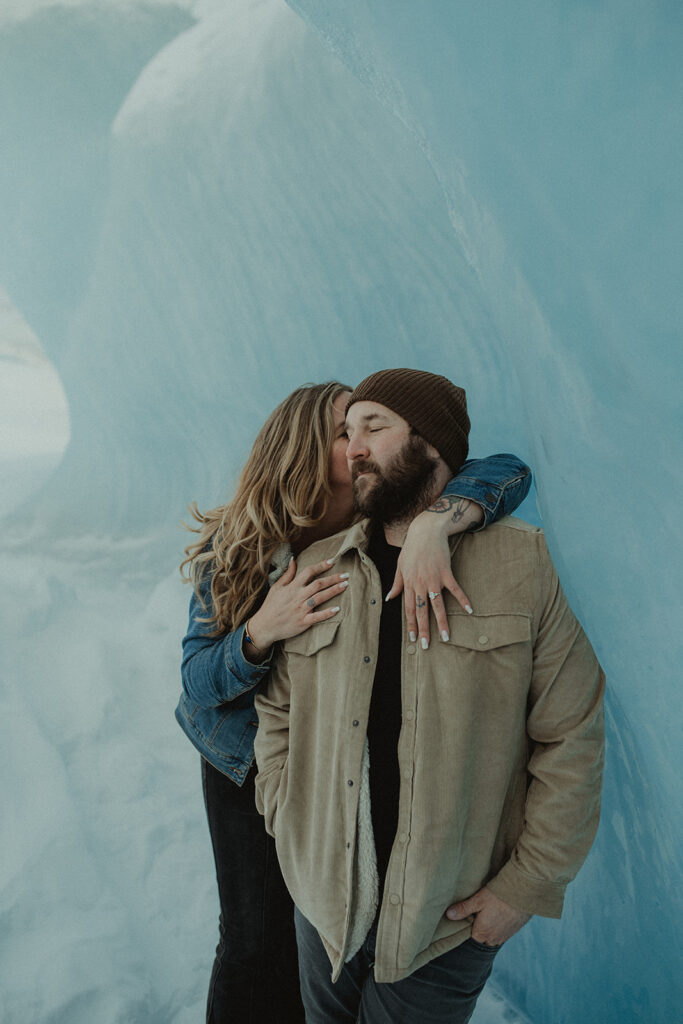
[176,381,531,1024]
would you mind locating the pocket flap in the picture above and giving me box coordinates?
[446,613,530,651]
[284,619,341,656]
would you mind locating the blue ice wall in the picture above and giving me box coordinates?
[0,1,680,1021]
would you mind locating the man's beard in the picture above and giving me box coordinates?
[352,433,439,525]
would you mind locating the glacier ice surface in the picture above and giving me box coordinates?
[0,1,680,1021]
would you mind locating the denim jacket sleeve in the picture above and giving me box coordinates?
[180,584,272,709]
[442,453,532,529]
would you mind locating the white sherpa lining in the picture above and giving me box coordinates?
[344,738,379,960]
[268,543,293,586]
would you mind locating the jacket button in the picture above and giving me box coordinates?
[347,779,354,786]
[370,598,377,605]
[406,645,416,655]
[399,832,408,843]
[363,655,371,663]
[403,769,412,780]
[404,710,414,721]
[478,635,489,645]
[352,720,359,727]
[390,894,400,905]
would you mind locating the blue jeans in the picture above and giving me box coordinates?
[294,906,499,1024]
[202,758,305,1024]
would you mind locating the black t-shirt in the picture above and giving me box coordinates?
[366,526,404,890]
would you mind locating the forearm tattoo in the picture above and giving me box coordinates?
[427,495,472,526]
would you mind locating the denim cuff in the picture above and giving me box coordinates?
[442,459,532,531]
[226,623,273,686]
[442,477,503,529]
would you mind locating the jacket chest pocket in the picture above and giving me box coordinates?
[447,612,531,651]
[282,619,352,721]
[283,618,341,657]
[443,612,532,695]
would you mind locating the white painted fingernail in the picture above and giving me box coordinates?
[441,630,449,642]
[409,631,417,643]
[340,572,350,580]
[330,606,340,612]
[385,593,392,602]
[421,637,429,650]
[326,558,335,565]
[339,581,348,589]
[465,605,473,615]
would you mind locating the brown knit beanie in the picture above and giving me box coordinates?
[346,368,470,473]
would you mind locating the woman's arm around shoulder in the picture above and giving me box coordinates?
[438,452,532,530]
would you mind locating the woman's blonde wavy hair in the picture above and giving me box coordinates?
[180,381,351,635]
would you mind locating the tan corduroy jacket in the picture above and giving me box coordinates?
[254,516,605,984]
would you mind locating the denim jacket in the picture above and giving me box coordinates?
[175,453,531,784]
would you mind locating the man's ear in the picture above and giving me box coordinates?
[431,455,452,491]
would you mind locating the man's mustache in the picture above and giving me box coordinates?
[351,460,382,482]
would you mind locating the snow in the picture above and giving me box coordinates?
[0,0,680,1021]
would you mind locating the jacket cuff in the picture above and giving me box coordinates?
[486,859,566,918]
[226,624,273,686]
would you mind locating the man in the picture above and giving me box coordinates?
[255,368,605,1023]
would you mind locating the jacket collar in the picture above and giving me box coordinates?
[332,518,373,559]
